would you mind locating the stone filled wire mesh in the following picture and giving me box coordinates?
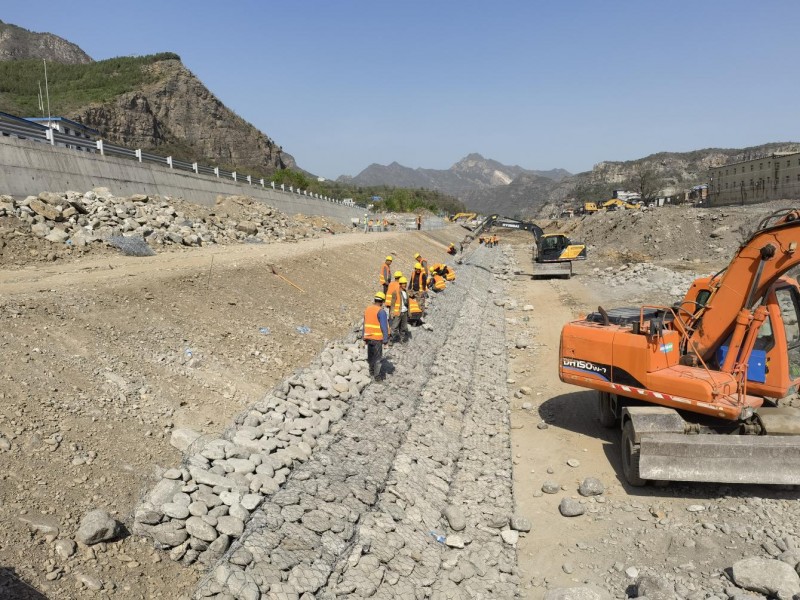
[106,235,156,257]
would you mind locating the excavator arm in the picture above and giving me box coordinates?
[687,209,800,362]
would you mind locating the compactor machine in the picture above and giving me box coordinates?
[559,208,800,485]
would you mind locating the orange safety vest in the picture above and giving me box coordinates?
[380,263,391,286]
[364,305,384,341]
[444,267,456,281]
[411,269,427,292]
[409,297,422,318]
[432,274,446,291]
[386,281,401,315]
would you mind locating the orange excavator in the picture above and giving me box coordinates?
[559,208,800,485]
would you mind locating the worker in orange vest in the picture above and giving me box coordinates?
[408,295,424,326]
[430,267,447,292]
[386,270,403,319]
[410,261,428,313]
[391,276,410,343]
[447,243,457,255]
[363,291,390,380]
[380,256,393,294]
[413,252,428,274]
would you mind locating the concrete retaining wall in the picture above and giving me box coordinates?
[0,136,362,223]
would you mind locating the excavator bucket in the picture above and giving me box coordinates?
[532,261,572,279]
[639,434,800,485]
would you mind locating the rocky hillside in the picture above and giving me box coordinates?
[339,153,570,196]
[0,23,294,176]
[0,20,91,63]
[74,58,295,173]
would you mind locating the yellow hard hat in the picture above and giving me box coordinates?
[414,253,421,259]
[429,267,435,273]
[385,255,393,261]
[374,292,386,301]
[398,276,407,284]
[394,270,403,278]
[414,262,422,269]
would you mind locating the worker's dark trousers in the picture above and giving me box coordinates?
[394,313,410,342]
[383,283,388,294]
[366,340,383,379]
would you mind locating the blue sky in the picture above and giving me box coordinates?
[3,1,799,179]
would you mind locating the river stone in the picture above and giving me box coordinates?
[578,477,605,497]
[216,515,245,538]
[186,516,219,542]
[559,498,585,517]
[635,574,675,600]
[171,427,202,451]
[75,510,119,545]
[150,521,189,548]
[162,502,190,520]
[542,481,560,494]
[730,557,800,600]
[501,530,519,545]
[442,506,466,531]
[510,515,532,532]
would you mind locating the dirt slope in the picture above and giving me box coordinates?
[0,226,464,598]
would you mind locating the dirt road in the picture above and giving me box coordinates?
[504,235,800,600]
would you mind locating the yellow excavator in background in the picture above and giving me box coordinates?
[474,215,587,279]
[450,212,477,222]
[602,198,642,211]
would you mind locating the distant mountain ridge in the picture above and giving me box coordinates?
[338,153,570,196]
[342,144,800,219]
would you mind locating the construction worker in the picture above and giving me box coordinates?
[443,264,456,282]
[363,292,390,380]
[392,276,410,343]
[413,253,428,274]
[386,271,403,319]
[408,294,424,326]
[447,243,457,255]
[430,267,447,292]
[380,256,393,294]
[410,261,428,312]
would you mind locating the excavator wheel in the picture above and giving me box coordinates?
[621,420,646,487]
[598,392,618,428]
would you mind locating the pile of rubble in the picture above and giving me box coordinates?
[0,189,342,263]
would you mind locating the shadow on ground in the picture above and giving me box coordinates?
[538,391,797,501]
[0,568,48,600]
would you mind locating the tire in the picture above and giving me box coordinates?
[621,420,646,487]
[598,392,618,428]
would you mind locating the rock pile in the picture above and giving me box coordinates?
[593,261,701,302]
[133,340,371,568]
[0,189,339,258]
[152,244,518,598]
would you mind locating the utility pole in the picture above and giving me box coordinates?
[43,59,52,127]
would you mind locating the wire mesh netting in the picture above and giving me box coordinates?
[107,235,157,257]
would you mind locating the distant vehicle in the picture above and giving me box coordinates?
[602,198,642,211]
[582,202,599,215]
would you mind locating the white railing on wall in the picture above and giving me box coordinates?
[0,116,349,205]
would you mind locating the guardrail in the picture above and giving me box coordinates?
[0,116,348,205]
